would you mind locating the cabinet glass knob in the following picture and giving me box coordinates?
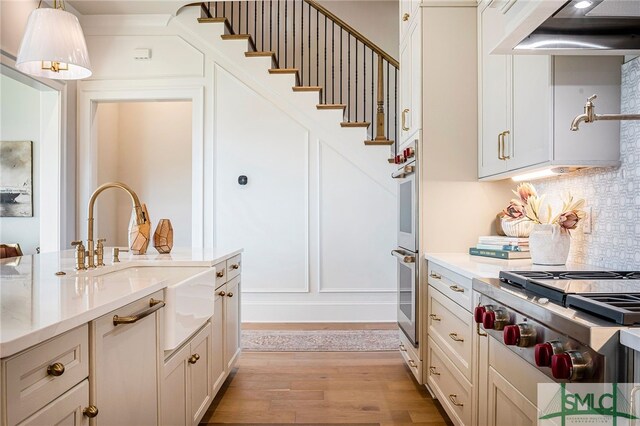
[83,405,99,418]
[47,362,65,377]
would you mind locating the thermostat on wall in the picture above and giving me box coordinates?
[133,48,152,60]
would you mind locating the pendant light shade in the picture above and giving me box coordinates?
[16,7,92,80]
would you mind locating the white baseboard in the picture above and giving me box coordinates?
[241,301,396,322]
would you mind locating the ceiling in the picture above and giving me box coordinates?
[66,1,189,15]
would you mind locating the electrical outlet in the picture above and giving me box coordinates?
[583,206,592,234]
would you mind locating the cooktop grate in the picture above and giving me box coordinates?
[566,294,640,325]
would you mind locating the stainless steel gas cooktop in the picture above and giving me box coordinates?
[499,270,640,325]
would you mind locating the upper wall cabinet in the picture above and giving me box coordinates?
[399,14,422,147]
[478,1,623,181]
[400,0,421,41]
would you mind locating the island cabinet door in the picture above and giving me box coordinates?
[161,344,190,426]
[212,289,226,393]
[486,367,538,426]
[189,322,213,425]
[90,292,163,426]
[225,277,241,371]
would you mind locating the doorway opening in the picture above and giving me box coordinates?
[94,101,192,247]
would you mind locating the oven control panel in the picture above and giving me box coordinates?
[475,296,604,382]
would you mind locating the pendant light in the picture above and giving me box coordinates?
[16,0,92,80]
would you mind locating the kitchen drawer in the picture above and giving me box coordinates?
[399,331,422,384]
[214,261,226,288]
[427,336,472,426]
[226,255,242,281]
[427,262,472,312]
[427,286,473,381]
[3,324,89,426]
[17,379,89,426]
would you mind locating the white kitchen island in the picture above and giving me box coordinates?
[0,247,242,426]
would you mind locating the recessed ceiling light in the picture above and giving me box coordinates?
[574,1,593,9]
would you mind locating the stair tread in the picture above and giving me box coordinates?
[269,68,299,74]
[245,51,276,57]
[364,139,395,146]
[317,104,347,110]
[292,86,322,92]
[340,121,371,128]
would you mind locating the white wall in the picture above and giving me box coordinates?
[96,102,192,247]
[0,74,40,254]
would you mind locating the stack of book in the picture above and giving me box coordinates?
[469,236,531,260]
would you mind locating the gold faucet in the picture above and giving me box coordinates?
[85,182,147,269]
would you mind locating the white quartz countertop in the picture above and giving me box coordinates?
[0,247,242,358]
[425,253,608,279]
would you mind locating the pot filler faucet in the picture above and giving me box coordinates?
[570,94,640,131]
[73,182,147,270]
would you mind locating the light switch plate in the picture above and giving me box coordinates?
[583,206,592,234]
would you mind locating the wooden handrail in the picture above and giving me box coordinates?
[304,0,398,69]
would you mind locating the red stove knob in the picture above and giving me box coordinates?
[482,311,496,329]
[394,155,401,164]
[551,353,573,380]
[474,306,486,324]
[503,325,520,345]
[535,343,554,367]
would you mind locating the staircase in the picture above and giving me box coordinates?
[190,0,398,150]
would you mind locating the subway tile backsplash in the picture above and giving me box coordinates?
[534,56,640,269]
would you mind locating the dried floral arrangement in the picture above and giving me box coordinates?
[501,183,587,234]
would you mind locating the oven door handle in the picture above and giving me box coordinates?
[391,165,415,179]
[391,250,416,264]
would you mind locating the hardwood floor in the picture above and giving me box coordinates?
[200,351,451,425]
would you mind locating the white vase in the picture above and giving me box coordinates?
[500,218,535,238]
[529,224,570,265]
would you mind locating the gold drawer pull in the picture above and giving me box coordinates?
[402,13,410,21]
[188,353,200,364]
[429,272,442,280]
[429,366,440,376]
[83,405,99,418]
[477,324,488,337]
[47,362,65,377]
[216,271,224,278]
[113,298,165,326]
[230,263,240,270]
[429,313,441,322]
[449,394,464,407]
[449,285,465,293]
[227,292,234,297]
[449,332,464,342]
[399,344,407,352]
[408,359,417,368]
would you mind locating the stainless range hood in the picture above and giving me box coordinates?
[492,0,640,54]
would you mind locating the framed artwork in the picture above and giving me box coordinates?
[0,141,33,217]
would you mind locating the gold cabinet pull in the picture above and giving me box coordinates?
[402,13,410,21]
[218,291,226,296]
[429,313,441,322]
[448,394,464,407]
[83,405,99,418]
[408,359,417,368]
[498,131,505,160]
[476,324,488,337]
[216,270,225,278]
[429,272,442,280]
[401,108,410,131]
[449,332,464,342]
[449,285,465,293]
[429,366,440,376]
[399,344,407,352]
[188,353,200,364]
[227,292,234,297]
[502,130,511,160]
[230,263,240,270]
[113,298,165,326]
[47,362,65,377]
